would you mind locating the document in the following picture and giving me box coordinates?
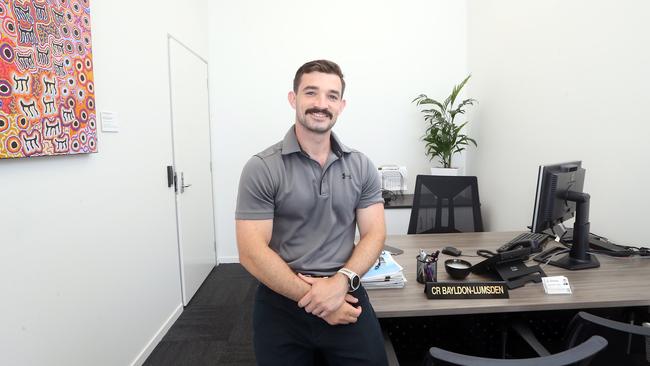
[362,251,406,289]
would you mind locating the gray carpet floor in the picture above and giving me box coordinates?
[144,264,258,366]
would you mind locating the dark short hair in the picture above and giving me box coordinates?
[293,59,346,96]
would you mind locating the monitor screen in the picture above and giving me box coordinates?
[531,161,584,234]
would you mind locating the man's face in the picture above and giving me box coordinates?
[289,72,346,134]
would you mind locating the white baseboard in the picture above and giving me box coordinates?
[130,303,183,366]
[218,256,240,263]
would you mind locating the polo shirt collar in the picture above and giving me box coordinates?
[281,126,352,157]
[330,130,352,156]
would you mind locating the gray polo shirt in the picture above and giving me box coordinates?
[236,127,383,276]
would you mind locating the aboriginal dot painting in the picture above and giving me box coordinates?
[0,0,96,159]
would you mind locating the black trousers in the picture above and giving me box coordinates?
[253,284,389,366]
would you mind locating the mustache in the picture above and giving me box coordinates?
[306,108,332,118]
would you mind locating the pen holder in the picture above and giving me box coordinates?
[416,257,437,284]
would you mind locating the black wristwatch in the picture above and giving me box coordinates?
[337,268,360,292]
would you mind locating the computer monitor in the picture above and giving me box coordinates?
[530,161,599,270]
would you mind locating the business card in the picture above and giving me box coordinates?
[542,276,572,295]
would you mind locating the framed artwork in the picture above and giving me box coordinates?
[0,0,96,159]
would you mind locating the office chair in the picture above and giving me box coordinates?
[408,175,483,234]
[563,311,650,365]
[426,335,607,366]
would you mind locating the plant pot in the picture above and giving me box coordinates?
[430,167,459,176]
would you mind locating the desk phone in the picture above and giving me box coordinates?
[497,232,550,253]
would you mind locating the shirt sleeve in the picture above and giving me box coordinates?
[235,156,276,220]
[357,155,384,209]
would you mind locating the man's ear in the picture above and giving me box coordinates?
[288,91,296,109]
[340,98,347,112]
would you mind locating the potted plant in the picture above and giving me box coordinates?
[412,75,477,175]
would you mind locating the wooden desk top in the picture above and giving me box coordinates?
[368,232,650,318]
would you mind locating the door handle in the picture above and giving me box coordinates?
[180,172,192,193]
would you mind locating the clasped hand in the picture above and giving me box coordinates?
[297,273,361,325]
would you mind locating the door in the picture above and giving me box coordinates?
[168,36,216,305]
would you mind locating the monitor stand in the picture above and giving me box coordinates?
[563,229,631,256]
[494,261,546,289]
[547,191,600,270]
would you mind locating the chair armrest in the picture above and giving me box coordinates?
[428,335,607,366]
[577,311,650,336]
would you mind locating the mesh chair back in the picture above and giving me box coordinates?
[408,175,483,234]
[565,311,650,365]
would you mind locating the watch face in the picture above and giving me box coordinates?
[351,275,360,289]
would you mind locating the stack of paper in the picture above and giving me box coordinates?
[362,250,406,289]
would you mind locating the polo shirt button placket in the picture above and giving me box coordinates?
[320,174,329,196]
[318,157,336,197]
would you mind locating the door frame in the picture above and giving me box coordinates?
[166,33,218,304]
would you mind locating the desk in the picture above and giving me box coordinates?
[369,232,650,318]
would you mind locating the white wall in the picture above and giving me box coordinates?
[0,1,207,365]
[209,0,468,261]
[466,1,650,245]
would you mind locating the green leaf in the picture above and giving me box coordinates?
[449,75,471,108]
[414,97,445,111]
[450,98,477,120]
[411,94,425,102]
[456,98,477,110]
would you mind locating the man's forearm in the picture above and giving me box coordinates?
[240,244,311,302]
[237,220,311,302]
[342,229,386,278]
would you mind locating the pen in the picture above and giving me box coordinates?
[374,255,385,270]
[432,250,440,262]
[425,263,434,281]
[419,249,426,260]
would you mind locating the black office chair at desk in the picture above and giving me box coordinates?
[503,310,650,366]
[426,336,607,366]
[564,311,650,365]
[408,175,483,234]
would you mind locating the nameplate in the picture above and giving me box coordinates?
[425,281,509,299]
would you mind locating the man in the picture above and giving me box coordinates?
[236,60,388,365]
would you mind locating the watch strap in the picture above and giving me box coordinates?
[337,268,360,292]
